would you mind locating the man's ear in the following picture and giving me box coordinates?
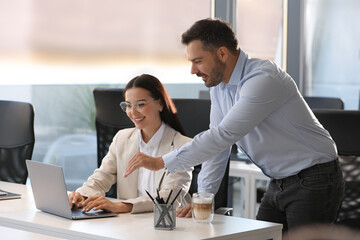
[217,46,229,63]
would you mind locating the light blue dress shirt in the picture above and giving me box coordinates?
[164,50,337,194]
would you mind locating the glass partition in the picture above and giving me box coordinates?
[304,0,360,109]
[0,0,210,190]
[235,0,283,66]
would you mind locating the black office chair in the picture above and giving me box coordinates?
[173,98,232,214]
[0,100,35,184]
[304,96,344,110]
[313,109,360,229]
[93,88,134,198]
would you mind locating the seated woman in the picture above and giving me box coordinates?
[68,74,192,214]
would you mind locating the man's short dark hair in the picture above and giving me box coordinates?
[181,18,238,54]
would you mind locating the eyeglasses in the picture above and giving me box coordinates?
[120,99,156,112]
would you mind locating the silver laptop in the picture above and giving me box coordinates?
[26,160,118,220]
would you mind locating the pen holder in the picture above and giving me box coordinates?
[153,203,176,230]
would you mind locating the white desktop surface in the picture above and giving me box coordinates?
[0,226,64,240]
[0,181,282,240]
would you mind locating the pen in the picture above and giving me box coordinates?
[165,189,173,205]
[169,188,182,206]
[149,190,172,226]
[156,188,160,198]
[145,190,157,206]
[155,188,182,226]
[156,188,164,204]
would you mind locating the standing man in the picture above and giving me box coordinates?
[124,18,344,231]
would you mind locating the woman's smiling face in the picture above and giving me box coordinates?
[124,87,163,134]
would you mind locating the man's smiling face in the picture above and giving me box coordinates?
[187,40,225,87]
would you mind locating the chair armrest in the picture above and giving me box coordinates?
[215,207,233,216]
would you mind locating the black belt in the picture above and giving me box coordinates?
[275,159,339,184]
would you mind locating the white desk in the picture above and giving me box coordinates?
[229,161,270,219]
[0,181,282,240]
[0,226,64,240]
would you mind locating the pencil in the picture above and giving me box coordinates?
[169,188,182,206]
[145,190,156,204]
[165,189,173,205]
[155,188,182,227]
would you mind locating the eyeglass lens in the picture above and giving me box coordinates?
[120,99,153,112]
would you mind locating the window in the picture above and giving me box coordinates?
[304,0,360,109]
[0,0,211,85]
[235,0,283,66]
[0,0,210,190]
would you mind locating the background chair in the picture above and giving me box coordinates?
[304,96,344,109]
[173,98,231,213]
[313,109,360,229]
[93,88,134,197]
[0,100,35,184]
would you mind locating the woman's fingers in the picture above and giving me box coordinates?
[68,192,83,208]
[82,196,110,212]
[68,192,75,208]
[82,196,99,208]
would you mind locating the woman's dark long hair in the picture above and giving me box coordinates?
[124,74,185,135]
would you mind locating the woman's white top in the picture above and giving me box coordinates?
[137,122,166,197]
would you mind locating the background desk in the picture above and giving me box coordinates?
[229,161,270,219]
[0,181,281,240]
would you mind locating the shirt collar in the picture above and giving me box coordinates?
[227,49,248,86]
[139,122,166,149]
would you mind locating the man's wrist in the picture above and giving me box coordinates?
[157,157,165,169]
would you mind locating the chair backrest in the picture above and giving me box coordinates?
[313,110,360,156]
[93,88,134,197]
[0,100,35,184]
[172,99,211,138]
[173,98,229,209]
[93,88,134,166]
[313,109,360,228]
[304,96,344,110]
